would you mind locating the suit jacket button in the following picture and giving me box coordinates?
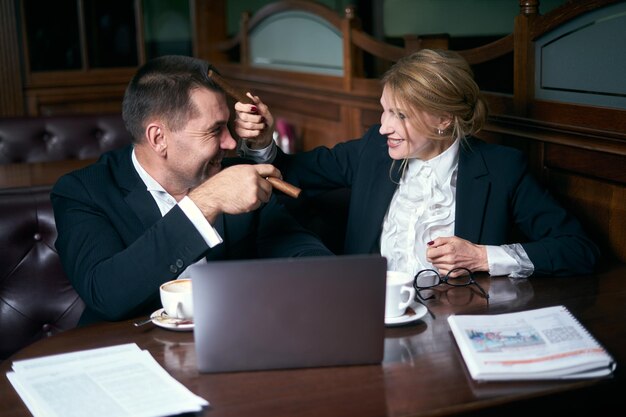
[169,265,178,273]
[176,259,184,268]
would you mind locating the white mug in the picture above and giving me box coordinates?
[385,271,416,318]
[159,279,193,319]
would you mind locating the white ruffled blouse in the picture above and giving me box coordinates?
[381,140,460,276]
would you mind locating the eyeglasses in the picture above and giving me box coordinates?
[413,268,489,301]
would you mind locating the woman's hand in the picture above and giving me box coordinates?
[233,93,275,149]
[426,236,488,276]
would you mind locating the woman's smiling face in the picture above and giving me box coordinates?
[379,85,450,161]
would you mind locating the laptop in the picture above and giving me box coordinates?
[190,254,387,373]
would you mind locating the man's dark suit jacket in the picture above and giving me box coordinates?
[51,145,331,325]
[277,125,599,277]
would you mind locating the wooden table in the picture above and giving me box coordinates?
[2,264,625,417]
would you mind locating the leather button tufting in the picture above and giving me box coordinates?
[42,323,52,333]
[33,233,42,241]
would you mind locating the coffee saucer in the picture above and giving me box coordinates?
[385,304,428,327]
[150,308,194,332]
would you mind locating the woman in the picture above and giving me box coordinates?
[237,49,599,278]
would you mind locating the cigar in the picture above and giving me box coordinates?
[208,69,302,199]
[208,69,253,104]
[266,177,301,199]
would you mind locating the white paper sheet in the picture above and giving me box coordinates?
[7,343,208,417]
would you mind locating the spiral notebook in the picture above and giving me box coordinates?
[190,254,387,373]
[447,305,616,381]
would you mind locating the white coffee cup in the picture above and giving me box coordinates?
[385,271,416,318]
[159,279,193,319]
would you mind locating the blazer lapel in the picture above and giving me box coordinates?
[354,158,399,253]
[124,187,162,229]
[113,146,162,230]
[455,141,490,242]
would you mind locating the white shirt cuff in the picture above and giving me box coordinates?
[486,245,519,277]
[238,140,277,163]
[178,196,223,248]
[486,244,534,278]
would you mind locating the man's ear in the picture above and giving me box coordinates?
[146,123,167,156]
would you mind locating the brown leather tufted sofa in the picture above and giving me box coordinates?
[0,114,131,164]
[0,185,85,360]
[0,114,132,360]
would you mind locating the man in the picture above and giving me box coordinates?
[51,55,331,325]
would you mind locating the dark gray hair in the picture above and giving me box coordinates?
[122,55,221,142]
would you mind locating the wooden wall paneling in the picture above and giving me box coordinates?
[299,116,345,151]
[260,90,343,123]
[0,159,95,189]
[512,0,539,116]
[609,187,626,263]
[341,105,360,141]
[360,108,381,133]
[344,105,364,139]
[484,115,626,160]
[545,169,626,263]
[24,68,135,116]
[529,101,626,134]
[545,144,626,185]
[543,140,626,264]
[134,0,146,66]
[222,65,346,96]
[0,164,32,188]
[0,0,25,116]
[482,92,515,117]
[190,0,228,64]
[341,5,363,91]
[25,85,127,116]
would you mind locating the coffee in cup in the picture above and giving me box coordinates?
[159,279,193,319]
[385,271,416,318]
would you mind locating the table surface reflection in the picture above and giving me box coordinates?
[2,264,626,417]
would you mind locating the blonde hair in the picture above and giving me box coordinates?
[381,49,487,143]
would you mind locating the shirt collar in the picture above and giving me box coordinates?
[406,139,460,183]
[131,147,167,194]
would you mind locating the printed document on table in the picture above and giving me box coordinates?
[7,343,208,417]
[447,305,616,381]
